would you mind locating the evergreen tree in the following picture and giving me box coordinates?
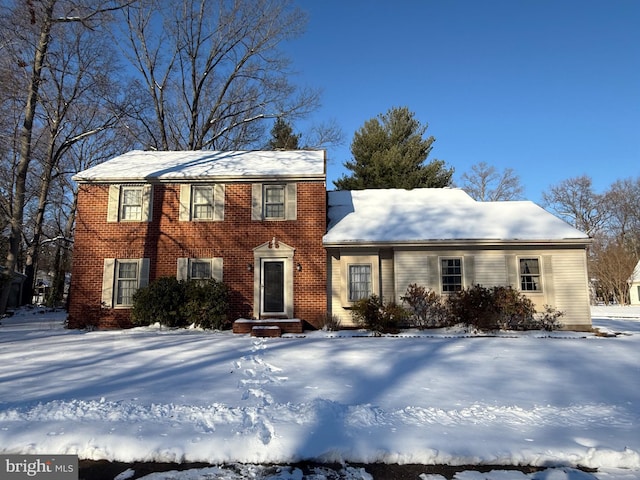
[267,118,301,149]
[334,106,453,190]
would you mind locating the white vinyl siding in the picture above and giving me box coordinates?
[474,255,508,287]
[177,258,223,282]
[550,251,590,329]
[179,184,225,221]
[251,183,297,220]
[101,258,149,308]
[107,184,153,222]
[332,247,592,331]
[379,249,395,303]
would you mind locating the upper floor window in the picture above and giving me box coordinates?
[120,186,143,221]
[264,185,285,219]
[179,184,225,222]
[348,264,371,302]
[107,184,153,223]
[251,183,297,221]
[192,186,214,220]
[519,258,541,291]
[441,258,462,293]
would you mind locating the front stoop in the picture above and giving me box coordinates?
[251,326,282,338]
[233,318,303,334]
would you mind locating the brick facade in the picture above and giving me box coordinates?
[67,181,327,329]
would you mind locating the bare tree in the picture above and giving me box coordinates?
[21,18,128,304]
[602,177,640,258]
[301,119,345,151]
[542,175,606,237]
[119,0,320,151]
[590,239,637,305]
[0,0,134,315]
[543,175,640,305]
[459,162,524,201]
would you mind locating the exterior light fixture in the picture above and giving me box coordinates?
[247,263,253,272]
[296,263,302,272]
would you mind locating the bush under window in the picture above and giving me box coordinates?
[132,277,230,330]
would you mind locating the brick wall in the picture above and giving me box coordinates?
[67,181,327,329]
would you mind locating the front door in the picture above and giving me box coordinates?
[262,260,284,314]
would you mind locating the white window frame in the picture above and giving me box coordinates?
[518,257,542,292]
[440,257,463,293]
[115,260,139,306]
[339,254,379,307]
[263,184,286,219]
[191,185,215,220]
[348,264,372,302]
[120,186,144,221]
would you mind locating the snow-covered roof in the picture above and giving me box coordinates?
[323,188,591,245]
[72,150,326,182]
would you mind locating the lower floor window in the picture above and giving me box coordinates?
[190,259,212,280]
[441,258,462,292]
[116,261,139,306]
[349,264,371,301]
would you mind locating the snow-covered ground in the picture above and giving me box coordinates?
[1,306,639,480]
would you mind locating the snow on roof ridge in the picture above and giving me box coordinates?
[73,149,326,182]
[324,187,590,243]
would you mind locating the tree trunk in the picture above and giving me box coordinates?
[47,190,77,308]
[0,0,55,315]
[21,136,59,305]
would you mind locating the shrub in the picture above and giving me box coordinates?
[536,304,564,331]
[491,286,536,330]
[131,277,230,329]
[351,295,408,334]
[401,283,452,328]
[447,285,539,332]
[447,284,498,331]
[319,312,342,331]
[131,277,186,327]
[181,279,230,330]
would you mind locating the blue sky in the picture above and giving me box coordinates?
[283,0,639,202]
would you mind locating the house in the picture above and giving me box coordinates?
[67,150,327,330]
[0,267,27,311]
[630,260,640,306]
[68,149,593,332]
[323,188,593,331]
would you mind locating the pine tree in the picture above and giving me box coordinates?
[334,106,453,190]
[267,118,301,149]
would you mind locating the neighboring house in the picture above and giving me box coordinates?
[630,260,640,306]
[323,188,593,331]
[0,267,26,311]
[67,150,327,329]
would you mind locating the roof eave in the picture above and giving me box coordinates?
[72,173,326,184]
[322,238,593,248]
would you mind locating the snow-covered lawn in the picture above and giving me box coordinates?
[1,306,639,480]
